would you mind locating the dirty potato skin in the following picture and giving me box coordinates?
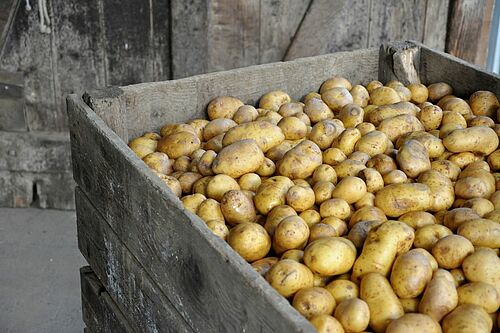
[292,287,336,319]
[266,259,314,298]
[227,223,271,262]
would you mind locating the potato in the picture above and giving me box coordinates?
[398,211,435,229]
[273,216,310,254]
[355,131,388,157]
[303,97,334,123]
[332,128,362,156]
[320,77,352,93]
[157,131,201,159]
[251,257,279,276]
[319,198,351,220]
[277,116,307,140]
[390,249,433,298]
[281,249,304,262]
[259,90,291,112]
[367,101,419,126]
[325,279,359,303]
[463,248,500,294]
[206,174,240,201]
[347,220,384,249]
[292,287,336,318]
[207,96,244,120]
[338,104,364,128]
[442,304,492,333]
[309,119,343,150]
[334,159,366,178]
[158,174,182,197]
[407,83,429,103]
[159,123,196,137]
[211,139,264,178]
[488,149,500,171]
[278,102,304,117]
[442,110,467,128]
[366,80,383,93]
[322,217,348,236]
[143,152,173,175]
[386,313,441,333]
[323,148,347,166]
[232,105,259,124]
[418,170,455,212]
[396,140,431,178]
[458,282,500,313]
[178,172,203,194]
[220,190,257,225]
[419,269,458,322]
[349,206,387,227]
[222,121,285,153]
[205,219,229,240]
[303,237,356,276]
[358,168,384,193]
[360,272,404,333]
[309,315,345,333]
[277,140,322,179]
[227,223,270,262]
[419,105,443,131]
[322,87,353,111]
[414,224,453,251]
[266,259,314,298]
[468,115,495,128]
[141,132,161,141]
[351,85,370,107]
[356,122,376,135]
[378,114,424,142]
[399,298,420,313]
[334,298,370,332]
[255,157,276,177]
[254,176,294,214]
[196,198,224,223]
[181,193,207,214]
[203,133,224,153]
[374,183,431,217]
[469,90,499,118]
[313,181,335,205]
[443,207,480,231]
[238,173,261,192]
[330,176,367,204]
[443,126,499,155]
[370,86,401,106]
[312,164,337,184]
[431,235,474,269]
[428,82,453,102]
[431,160,461,181]
[308,223,337,242]
[264,205,297,236]
[457,218,500,248]
[396,131,445,159]
[300,209,322,228]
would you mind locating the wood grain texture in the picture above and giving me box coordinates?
[0,131,71,172]
[68,94,316,332]
[422,0,450,51]
[77,193,193,333]
[379,41,421,84]
[446,0,495,67]
[368,0,428,47]
[80,266,135,333]
[113,48,379,139]
[0,70,26,131]
[285,0,370,60]
[418,42,500,96]
[0,170,74,209]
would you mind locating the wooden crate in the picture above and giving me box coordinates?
[68,41,499,332]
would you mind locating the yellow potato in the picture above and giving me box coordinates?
[312,164,337,184]
[351,85,370,107]
[197,150,217,176]
[323,148,347,166]
[220,190,257,225]
[457,218,500,248]
[254,176,294,214]
[356,122,376,135]
[418,170,455,212]
[313,181,335,205]
[319,198,351,220]
[325,279,359,303]
[292,287,336,318]
[428,82,453,102]
[418,105,443,131]
[286,185,315,212]
[334,298,370,333]
[309,119,343,150]
[398,211,435,229]
[431,235,474,269]
[309,315,345,333]
[281,249,304,262]
[238,173,261,192]
[203,118,237,141]
[355,130,389,157]
[222,121,285,152]
[277,116,307,140]
[378,114,425,142]
[370,86,401,106]
[205,219,229,240]
[443,126,499,155]
[177,172,203,194]
[299,209,322,228]
[333,159,366,178]
[366,80,383,93]
[141,132,161,140]
[396,140,431,178]
[399,298,420,313]
[457,282,500,313]
[442,304,492,333]
[277,140,323,179]
[320,76,352,93]
[303,97,334,123]
[256,157,276,177]
[227,223,270,262]
[206,174,240,201]
[407,83,429,104]
[349,205,387,227]
[196,198,224,222]
[159,123,196,137]
[468,115,495,128]
[212,139,264,178]
[396,131,445,159]
[347,220,384,249]
[322,87,353,111]
[431,160,461,181]
[331,176,367,204]
[386,313,441,333]
[366,101,419,126]
[272,215,310,254]
[308,223,338,242]
[374,183,431,217]
[303,237,357,276]
[143,152,173,175]
[463,248,500,294]
[157,174,182,197]
[232,105,259,124]
[419,269,458,322]
[278,102,304,117]
[469,90,499,118]
[443,207,480,231]
[264,205,297,236]
[390,249,433,298]
[259,90,291,112]
[203,133,224,153]
[338,104,364,128]
[266,259,314,298]
[360,272,404,333]
[251,257,279,276]
[157,131,201,159]
[207,96,244,120]
[181,193,207,214]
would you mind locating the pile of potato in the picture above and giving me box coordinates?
[128,77,500,333]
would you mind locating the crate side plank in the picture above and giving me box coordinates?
[68,95,315,333]
[418,44,500,96]
[77,193,193,333]
[80,266,135,333]
[106,48,379,139]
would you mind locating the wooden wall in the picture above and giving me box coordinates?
[0,0,494,209]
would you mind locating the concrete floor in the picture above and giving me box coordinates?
[0,208,86,333]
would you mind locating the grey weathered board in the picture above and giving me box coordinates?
[69,41,500,332]
[80,266,134,333]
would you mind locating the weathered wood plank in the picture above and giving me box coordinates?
[170,0,209,79]
[80,266,135,333]
[0,170,75,209]
[368,0,427,48]
[0,131,71,172]
[68,95,315,332]
[0,1,61,131]
[422,0,450,51]
[260,0,310,62]
[112,48,379,139]
[151,0,171,81]
[446,0,495,67]
[418,42,500,97]
[0,0,19,55]
[379,41,421,84]
[78,204,191,333]
[284,0,370,60]
[0,70,26,131]
[51,0,107,118]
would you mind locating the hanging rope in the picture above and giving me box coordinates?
[24,0,51,34]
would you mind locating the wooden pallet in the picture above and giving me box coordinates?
[69,41,499,332]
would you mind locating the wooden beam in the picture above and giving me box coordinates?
[446,0,495,67]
